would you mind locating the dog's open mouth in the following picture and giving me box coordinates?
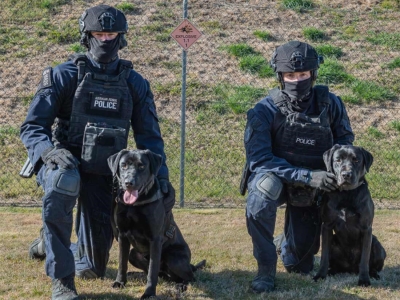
[123,188,139,205]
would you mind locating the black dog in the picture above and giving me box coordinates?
[313,144,386,286]
[107,149,205,299]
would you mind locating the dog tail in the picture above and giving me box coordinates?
[191,259,206,272]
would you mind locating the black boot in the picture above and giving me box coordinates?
[52,273,79,300]
[28,227,46,260]
[251,264,276,293]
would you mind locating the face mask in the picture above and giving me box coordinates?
[89,35,120,63]
[283,77,312,101]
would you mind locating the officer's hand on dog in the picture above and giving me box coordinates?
[308,170,338,192]
[41,147,79,170]
[158,178,176,211]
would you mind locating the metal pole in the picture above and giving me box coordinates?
[179,0,188,207]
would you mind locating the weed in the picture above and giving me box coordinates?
[253,30,272,41]
[386,57,400,69]
[221,43,257,57]
[115,3,136,13]
[238,55,267,75]
[351,80,395,103]
[340,94,362,105]
[367,126,384,138]
[366,31,400,50]
[214,84,267,114]
[303,27,325,41]
[389,120,400,132]
[317,58,355,85]
[47,20,79,44]
[314,44,343,59]
[282,0,314,10]
[201,20,222,34]
[68,43,86,53]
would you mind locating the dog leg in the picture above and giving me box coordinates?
[313,223,333,281]
[113,237,131,288]
[141,236,163,299]
[358,227,372,287]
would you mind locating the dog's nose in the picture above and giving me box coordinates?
[124,180,133,187]
[341,171,352,179]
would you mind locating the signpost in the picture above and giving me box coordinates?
[170,1,202,207]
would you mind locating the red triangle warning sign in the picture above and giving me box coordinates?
[171,19,202,51]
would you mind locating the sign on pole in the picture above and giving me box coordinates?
[170,19,202,51]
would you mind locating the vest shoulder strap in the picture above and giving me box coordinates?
[68,53,87,83]
[313,85,330,113]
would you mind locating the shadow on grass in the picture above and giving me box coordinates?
[88,261,397,299]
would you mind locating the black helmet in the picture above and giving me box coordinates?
[270,41,323,86]
[79,5,128,49]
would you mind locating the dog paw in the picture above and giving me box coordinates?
[175,283,188,293]
[358,278,371,287]
[140,292,157,299]
[313,274,326,282]
[112,281,126,289]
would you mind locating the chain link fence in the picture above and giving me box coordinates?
[1,0,400,208]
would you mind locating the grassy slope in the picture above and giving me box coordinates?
[0,0,400,207]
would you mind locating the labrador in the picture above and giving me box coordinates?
[107,149,205,299]
[313,144,386,286]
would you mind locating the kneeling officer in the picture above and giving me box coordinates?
[20,5,175,299]
[242,41,354,293]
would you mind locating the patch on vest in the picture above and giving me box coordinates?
[38,67,52,90]
[295,137,316,146]
[91,96,120,112]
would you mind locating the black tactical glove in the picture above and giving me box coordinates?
[308,170,338,192]
[41,147,79,170]
[158,178,176,212]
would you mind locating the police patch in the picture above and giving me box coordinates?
[91,95,120,112]
[37,67,53,90]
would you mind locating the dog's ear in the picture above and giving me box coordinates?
[144,150,162,175]
[107,150,130,177]
[323,144,341,172]
[360,147,374,173]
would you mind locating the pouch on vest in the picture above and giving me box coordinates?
[81,122,127,175]
[287,185,316,207]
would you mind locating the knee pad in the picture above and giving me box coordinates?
[256,172,283,201]
[52,168,80,197]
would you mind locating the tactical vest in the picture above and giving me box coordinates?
[55,54,134,175]
[271,86,333,171]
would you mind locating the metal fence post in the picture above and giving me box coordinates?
[179,0,188,208]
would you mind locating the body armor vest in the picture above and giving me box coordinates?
[54,54,134,175]
[271,85,333,171]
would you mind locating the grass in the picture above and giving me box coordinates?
[221,44,274,78]
[0,207,399,299]
[386,57,400,69]
[302,27,325,41]
[253,30,272,41]
[281,0,314,10]
[314,44,343,59]
[366,31,400,50]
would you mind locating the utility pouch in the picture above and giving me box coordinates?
[287,185,316,207]
[81,122,127,175]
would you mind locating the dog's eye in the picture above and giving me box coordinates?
[120,163,127,170]
[334,159,341,163]
[138,165,145,171]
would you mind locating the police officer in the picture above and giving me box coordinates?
[20,5,175,300]
[243,41,354,293]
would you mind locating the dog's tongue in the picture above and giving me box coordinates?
[123,190,138,205]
